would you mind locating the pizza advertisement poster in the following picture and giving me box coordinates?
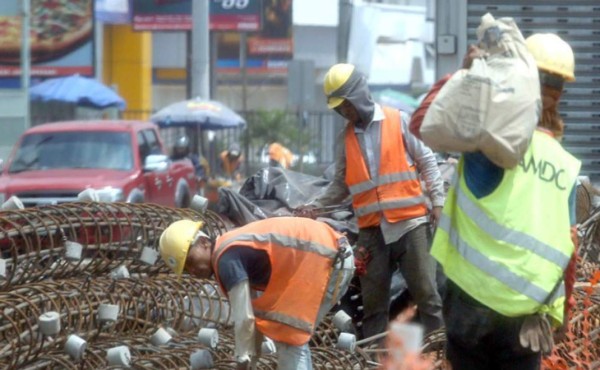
[0,0,94,80]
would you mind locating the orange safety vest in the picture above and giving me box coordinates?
[211,217,342,346]
[219,150,241,176]
[268,142,293,169]
[345,106,428,228]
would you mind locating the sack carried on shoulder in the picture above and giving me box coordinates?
[421,13,541,169]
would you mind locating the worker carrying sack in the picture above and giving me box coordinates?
[420,13,541,168]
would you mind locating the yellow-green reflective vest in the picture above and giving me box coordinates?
[432,131,581,324]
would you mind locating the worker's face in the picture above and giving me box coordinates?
[335,100,361,123]
[183,237,213,278]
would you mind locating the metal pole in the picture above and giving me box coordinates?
[209,31,218,100]
[240,32,248,112]
[21,0,31,129]
[239,32,250,176]
[191,0,210,99]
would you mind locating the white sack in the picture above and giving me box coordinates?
[421,13,541,168]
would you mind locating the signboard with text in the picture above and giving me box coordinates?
[217,0,292,74]
[133,0,262,31]
[210,0,262,31]
[132,0,191,31]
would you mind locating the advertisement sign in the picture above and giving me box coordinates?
[133,0,262,32]
[210,0,262,31]
[0,0,94,78]
[96,0,132,24]
[217,0,293,74]
[132,0,191,31]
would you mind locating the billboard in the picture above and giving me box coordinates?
[0,0,94,78]
[217,0,293,74]
[132,0,191,31]
[133,0,263,32]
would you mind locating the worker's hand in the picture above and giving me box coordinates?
[430,206,443,229]
[519,314,554,354]
[293,204,318,219]
[462,44,485,69]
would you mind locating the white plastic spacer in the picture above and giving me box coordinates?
[150,327,172,346]
[65,334,87,361]
[197,328,219,349]
[139,247,158,265]
[97,304,119,323]
[39,311,61,336]
[336,332,356,352]
[190,349,214,370]
[107,345,131,367]
[65,241,83,261]
[332,310,353,332]
[110,265,130,280]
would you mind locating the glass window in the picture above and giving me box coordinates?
[142,129,162,155]
[9,131,134,173]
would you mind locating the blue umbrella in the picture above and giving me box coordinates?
[30,74,126,110]
[151,97,246,130]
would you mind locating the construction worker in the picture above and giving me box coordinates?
[219,143,244,182]
[410,34,580,369]
[158,217,354,369]
[268,142,294,169]
[171,135,209,184]
[300,63,445,340]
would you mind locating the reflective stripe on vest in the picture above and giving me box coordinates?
[348,171,419,195]
[254,309,313,333]
[438,211,565,306]
[211,217,341,345]
[213,233,338,261]
[345,106,427,227]
[354,195,427,217]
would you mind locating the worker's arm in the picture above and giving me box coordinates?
[401,114,445,208]
[313,128,351,207]
[228,280,258,364]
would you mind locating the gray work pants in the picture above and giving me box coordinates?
[358,223,443,339]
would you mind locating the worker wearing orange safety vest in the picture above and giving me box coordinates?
[158,217,354,369]
[219,143,244,181]
[410,33,580,370]
[299,63,445,340]
[268,142,294,169]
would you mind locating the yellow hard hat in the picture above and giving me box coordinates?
[159,219,204,275]
[525,33,575,82]
[323,63,355,109]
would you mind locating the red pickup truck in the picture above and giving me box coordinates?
[0,120,197,208]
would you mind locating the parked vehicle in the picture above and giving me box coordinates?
[0,120,197,208]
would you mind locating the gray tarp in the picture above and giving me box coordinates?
[213,166,358,241]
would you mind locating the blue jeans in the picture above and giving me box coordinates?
[274,251,355,370]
